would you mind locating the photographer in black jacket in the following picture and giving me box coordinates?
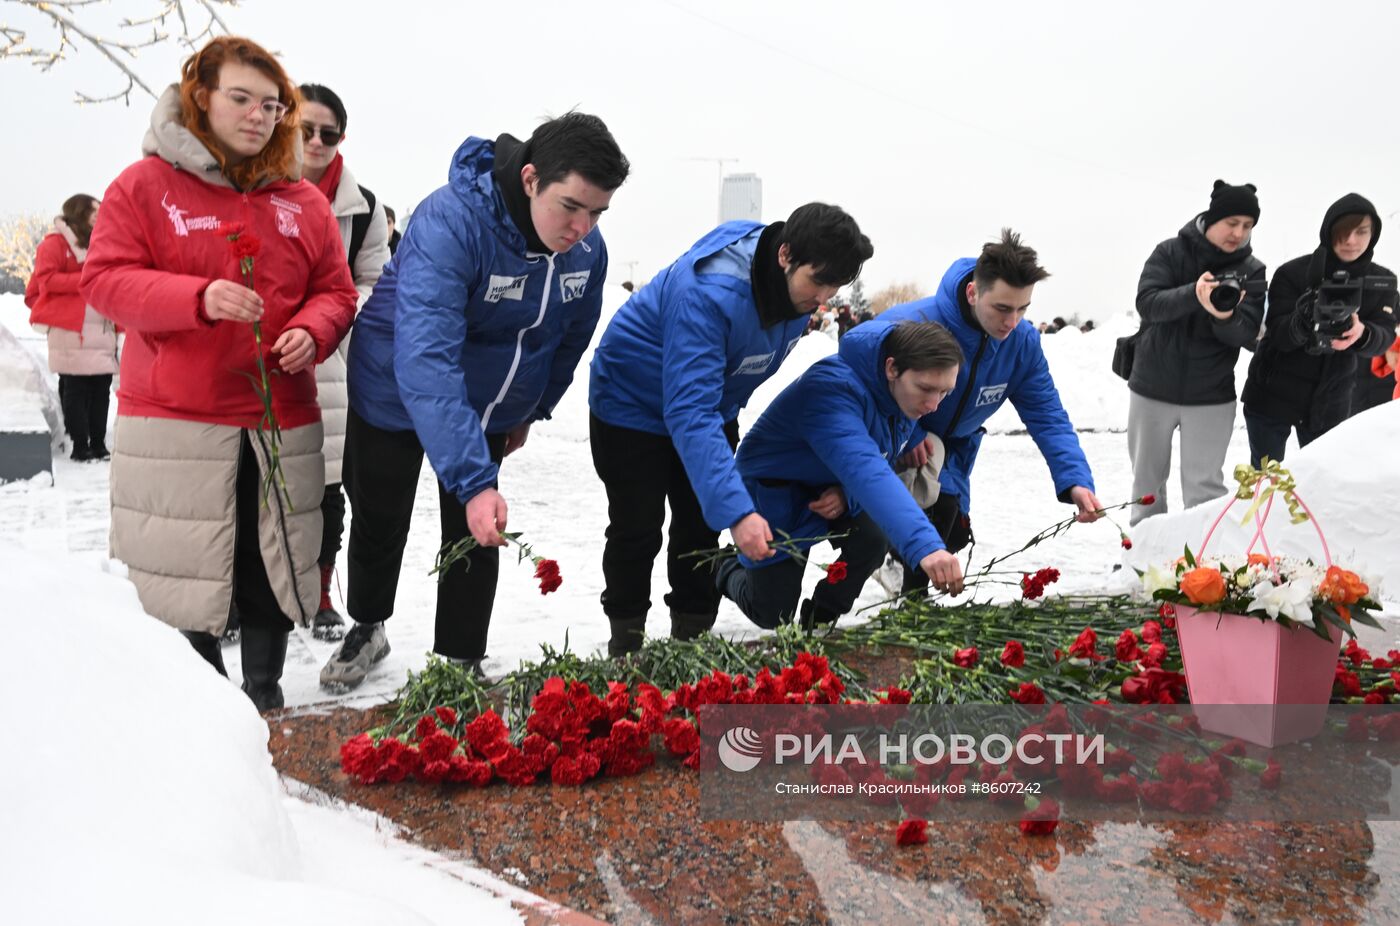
[1241,194,1398,465]
[1127,180,1266,526]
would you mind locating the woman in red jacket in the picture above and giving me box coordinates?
[80,36,358,711]
[24,194,119,461]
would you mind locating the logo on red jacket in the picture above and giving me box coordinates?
[161,192,220,237]
[270,195,303,238]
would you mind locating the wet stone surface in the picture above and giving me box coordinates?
[269,704,1400,925]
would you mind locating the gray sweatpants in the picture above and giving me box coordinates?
[1127,391,1236,526]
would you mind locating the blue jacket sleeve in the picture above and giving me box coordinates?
[804,385,945,565]
[1008,341,1094,503]
[392,206,497,504]
[534,244,607,421]
[661,290,754,531]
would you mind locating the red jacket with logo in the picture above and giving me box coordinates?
[25,233,86,333]
[81,155,357,429]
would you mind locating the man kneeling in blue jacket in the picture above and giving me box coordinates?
[716,321,967,628]
[590,204,873,655]
[880,230,1101,595]
[322,113,630,690]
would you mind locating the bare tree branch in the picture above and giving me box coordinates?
[0,0,239,106]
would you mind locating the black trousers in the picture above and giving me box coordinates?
[319,482,346,567]
[899,492,971,595]
[1244,408,1322,468]
[59,373,111,454]
[716,511,889,629]
[234,431,294,632]
[590,414,739,622]
[342,407,506,660]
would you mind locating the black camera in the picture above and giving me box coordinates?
[1209,270,1266,311]
[1303,271,1395,354]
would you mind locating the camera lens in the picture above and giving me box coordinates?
[1210,281,1242,311]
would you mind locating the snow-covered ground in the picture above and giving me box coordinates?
[2,289,1395,710]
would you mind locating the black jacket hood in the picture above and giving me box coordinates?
[1312,193,1382,281]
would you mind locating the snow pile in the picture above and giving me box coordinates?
[0,539,521,925]
[1126,400,1400,600]
[0,304,58,437]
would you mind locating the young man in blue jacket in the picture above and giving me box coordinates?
[716,320,967,628]
[880,230,1101,594]
[321,113,629,690]
[589,203,874,655]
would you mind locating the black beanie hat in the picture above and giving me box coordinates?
[1202,179,1260,228]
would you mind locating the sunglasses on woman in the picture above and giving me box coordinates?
[301,123,342,147]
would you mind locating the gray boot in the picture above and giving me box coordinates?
[607,616,647,658]
[319,621,391,692]
[670,611,716,641]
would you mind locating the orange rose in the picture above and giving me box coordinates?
[1180,567,1227,606]
[1247,553,1272,567]
[1319,566,1368,606]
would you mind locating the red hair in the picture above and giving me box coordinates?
[179,36,301,189]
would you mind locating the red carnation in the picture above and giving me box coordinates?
[1140,642,1168,668]
[875,686,913,704]
[1259,758,1282,790]
[533,558,562,595]
[434,706,459,729]
[1139,494,1156,506]
[1000,640,1025,668]
[1019,796,1060,835]
[1141,620,1162,643]
[953,646,979,668]
[551,751,602,786]
[895,818,929,846]
[228,231,262,261]
[823,560,848,584]
[1121,536,1133,550]
[1067,627,1103,661]
[1009,682,1046,704]
[1115,629,1143,663]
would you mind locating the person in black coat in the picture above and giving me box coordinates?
[1127,180,1266,525]
[1241,193,1398,465]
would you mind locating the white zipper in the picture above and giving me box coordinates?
[481,253,556,431]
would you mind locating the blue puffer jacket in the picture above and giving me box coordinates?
[348,136,608,504]
[589,222,807,532]
[880,258,1093,513]
[734,319,946,569]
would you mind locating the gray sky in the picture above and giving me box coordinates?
[4,0,1399,320]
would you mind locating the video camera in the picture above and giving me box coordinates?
[1208,270,1266,312]
[1303,270,1395,354]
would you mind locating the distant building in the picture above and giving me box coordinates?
[719,173,762,223]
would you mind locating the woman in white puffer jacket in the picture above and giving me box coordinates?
[299,83,391,639]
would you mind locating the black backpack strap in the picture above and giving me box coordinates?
[347,184,376,270]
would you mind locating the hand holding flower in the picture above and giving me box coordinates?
[1070,486,1103,523]
[203,278,264,323]
[465,488,510,547]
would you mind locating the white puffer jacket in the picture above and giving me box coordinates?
[316,161,390,484]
